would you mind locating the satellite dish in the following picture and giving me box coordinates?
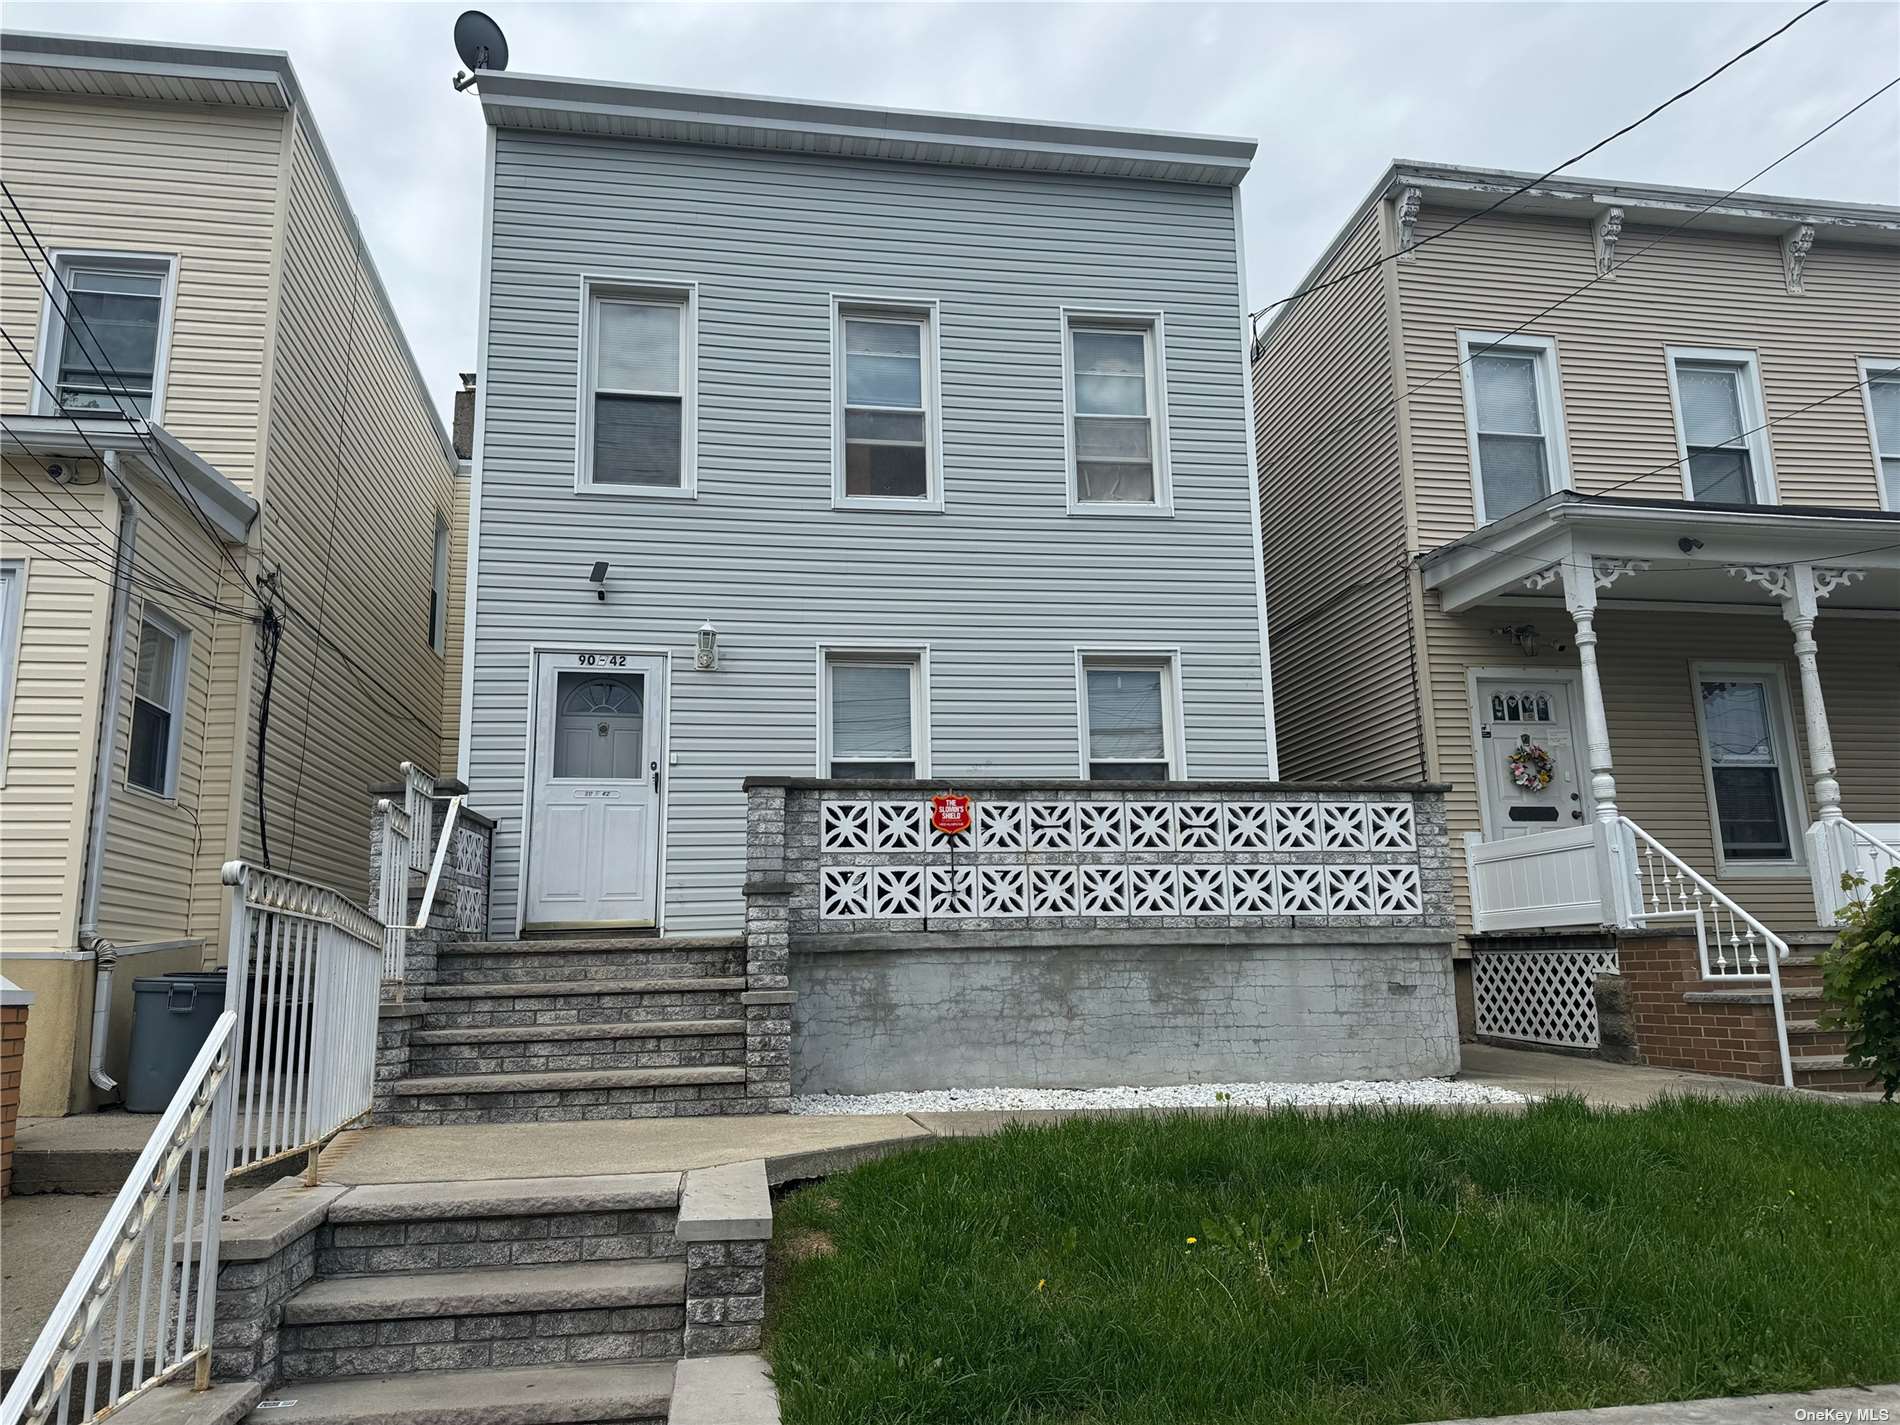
[451,10,509,91]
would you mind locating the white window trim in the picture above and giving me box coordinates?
[1688,661,1809,879]
[1663,345,1779,505]
[574,275,698,499]
[1060,306,1173,518]
[1857,355,1900,512]
[31,250,180,424]
[0,560,23,789]
[429,512,450,655]
[1456,330,1572,526]
[1073,646,1185,781]
[829,293,944,513]
[815,642,931,779]
[128,607,189,802]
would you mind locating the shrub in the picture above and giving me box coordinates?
[1819,865,1900,1101]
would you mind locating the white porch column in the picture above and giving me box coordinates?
[1782,562,1842,823]
[1559,558,1618,823]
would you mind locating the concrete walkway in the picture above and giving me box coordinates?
[311,1044,1801,1187]
[1416,1381,1900,1423]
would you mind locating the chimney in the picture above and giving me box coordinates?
[452,372,477,460]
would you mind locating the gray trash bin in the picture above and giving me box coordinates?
[126,974,229,1112]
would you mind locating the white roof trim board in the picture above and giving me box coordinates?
[476,71,1257,187]
[1,29,459,466]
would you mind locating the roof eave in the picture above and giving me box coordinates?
[2,415,258,543]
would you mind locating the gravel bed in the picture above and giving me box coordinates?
[793,1078,1532,1115]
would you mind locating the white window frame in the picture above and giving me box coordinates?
[815,642,930,779]
[1664,345,1778,505]
[1061,307,1173,517]
[127,608,189,801]
[830,294,943,513]
[574,275,697,499]
[429,512,450,655]
[1688,662,1808,878]
[1074,647,1185,781]
[0,560,23,789]
[1456,330,1572,525]
[32,250,180,423]
[1857,356,1900,512]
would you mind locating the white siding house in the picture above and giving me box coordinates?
[462,77,1278,936]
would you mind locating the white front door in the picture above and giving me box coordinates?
[525,652,665,928]
[1475,677,1588,839]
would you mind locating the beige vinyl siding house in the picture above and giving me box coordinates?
[1254,163,1899,1070]
[0,34,457,1114]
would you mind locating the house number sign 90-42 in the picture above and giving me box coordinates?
[576,653,627,667]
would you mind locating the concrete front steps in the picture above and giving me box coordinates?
[255,1173,688,1424]
[386,936,754,1125]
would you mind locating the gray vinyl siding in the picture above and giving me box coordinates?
[470,131,1272,934]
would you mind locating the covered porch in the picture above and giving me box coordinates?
[1422,497,1898,1083]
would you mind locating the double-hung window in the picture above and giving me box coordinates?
[1078,654,1179,781]
[834,300,938,508]
[820,650,926,779]
[1692,667,1803,870]
[1064,313,1170,513]
[1667,347,1775,504]
[579,282,694,494]
[129,611,187,798]
[1458,332,1568,523]
[1860,359,1900,510]
[0,561,20,782]
[39,254,174,419]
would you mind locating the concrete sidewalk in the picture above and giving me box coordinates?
[1416,1381,1900,1423]
[310,1044,1799,1188]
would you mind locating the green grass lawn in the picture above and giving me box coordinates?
[765,1098,1899,1424]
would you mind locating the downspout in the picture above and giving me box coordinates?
[80,450,136,1095]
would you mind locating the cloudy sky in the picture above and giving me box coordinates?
[9,0,1896,421]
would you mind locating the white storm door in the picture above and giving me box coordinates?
[526,652,665,926]
[1476,679,1588,840]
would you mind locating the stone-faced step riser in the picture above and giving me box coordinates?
[316,1208,683,1276]
[422,991,745,1031]
[411,1039,747,1078]
[277,1304,684,1379]
[433,950,744,983]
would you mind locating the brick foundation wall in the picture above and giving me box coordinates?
[1614,931,1780,1083]
[1,1002,26,1199]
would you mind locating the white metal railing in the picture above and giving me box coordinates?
[401,761,435,874]
[376,798,414,979]
[1,1013,237,1425]
[1466,826,1603,933]
[221,861,384,1177]
[1807,817,1900,926]
[1615,816,1792,1088]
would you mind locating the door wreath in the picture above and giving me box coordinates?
[1508,743,1556,791]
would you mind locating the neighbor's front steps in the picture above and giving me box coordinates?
[385,935,755,1125]
[227,1161,774,1425]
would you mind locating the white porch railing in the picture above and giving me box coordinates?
[1465,826,1603,932]
[1807,817,1900,926]
[222,861,384,1177]
[0,1013,237,1425]
[375,798,414,979]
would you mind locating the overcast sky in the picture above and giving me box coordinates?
[8,1,1896,422]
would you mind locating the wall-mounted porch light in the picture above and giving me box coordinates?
[695,619,719,671]
[588,561,608,601]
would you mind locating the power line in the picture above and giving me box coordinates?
[1267,76,1899,478]
[1247,0,1834,332]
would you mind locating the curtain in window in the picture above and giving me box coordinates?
[1086,667,1165,765]
[593,301,683,486]
[1869,375,1900,508]
[843,319,927,498]
[830,662,913,777]
[1700,680,1789,859]
[1677,363,1755,503]
[1072,329,1154,503]
[1471,352,1548,519]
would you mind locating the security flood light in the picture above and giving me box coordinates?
[589,562,609,601]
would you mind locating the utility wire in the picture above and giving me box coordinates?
[1247,0,1833,332]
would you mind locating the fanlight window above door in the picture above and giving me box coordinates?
[562,676,643,718]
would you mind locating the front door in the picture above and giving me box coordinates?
[525,652,665,928]
[1475,678,1588,839]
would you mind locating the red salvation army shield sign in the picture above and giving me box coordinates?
[931,794,973,836]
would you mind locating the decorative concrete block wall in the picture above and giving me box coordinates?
[746,780,1458,1093]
